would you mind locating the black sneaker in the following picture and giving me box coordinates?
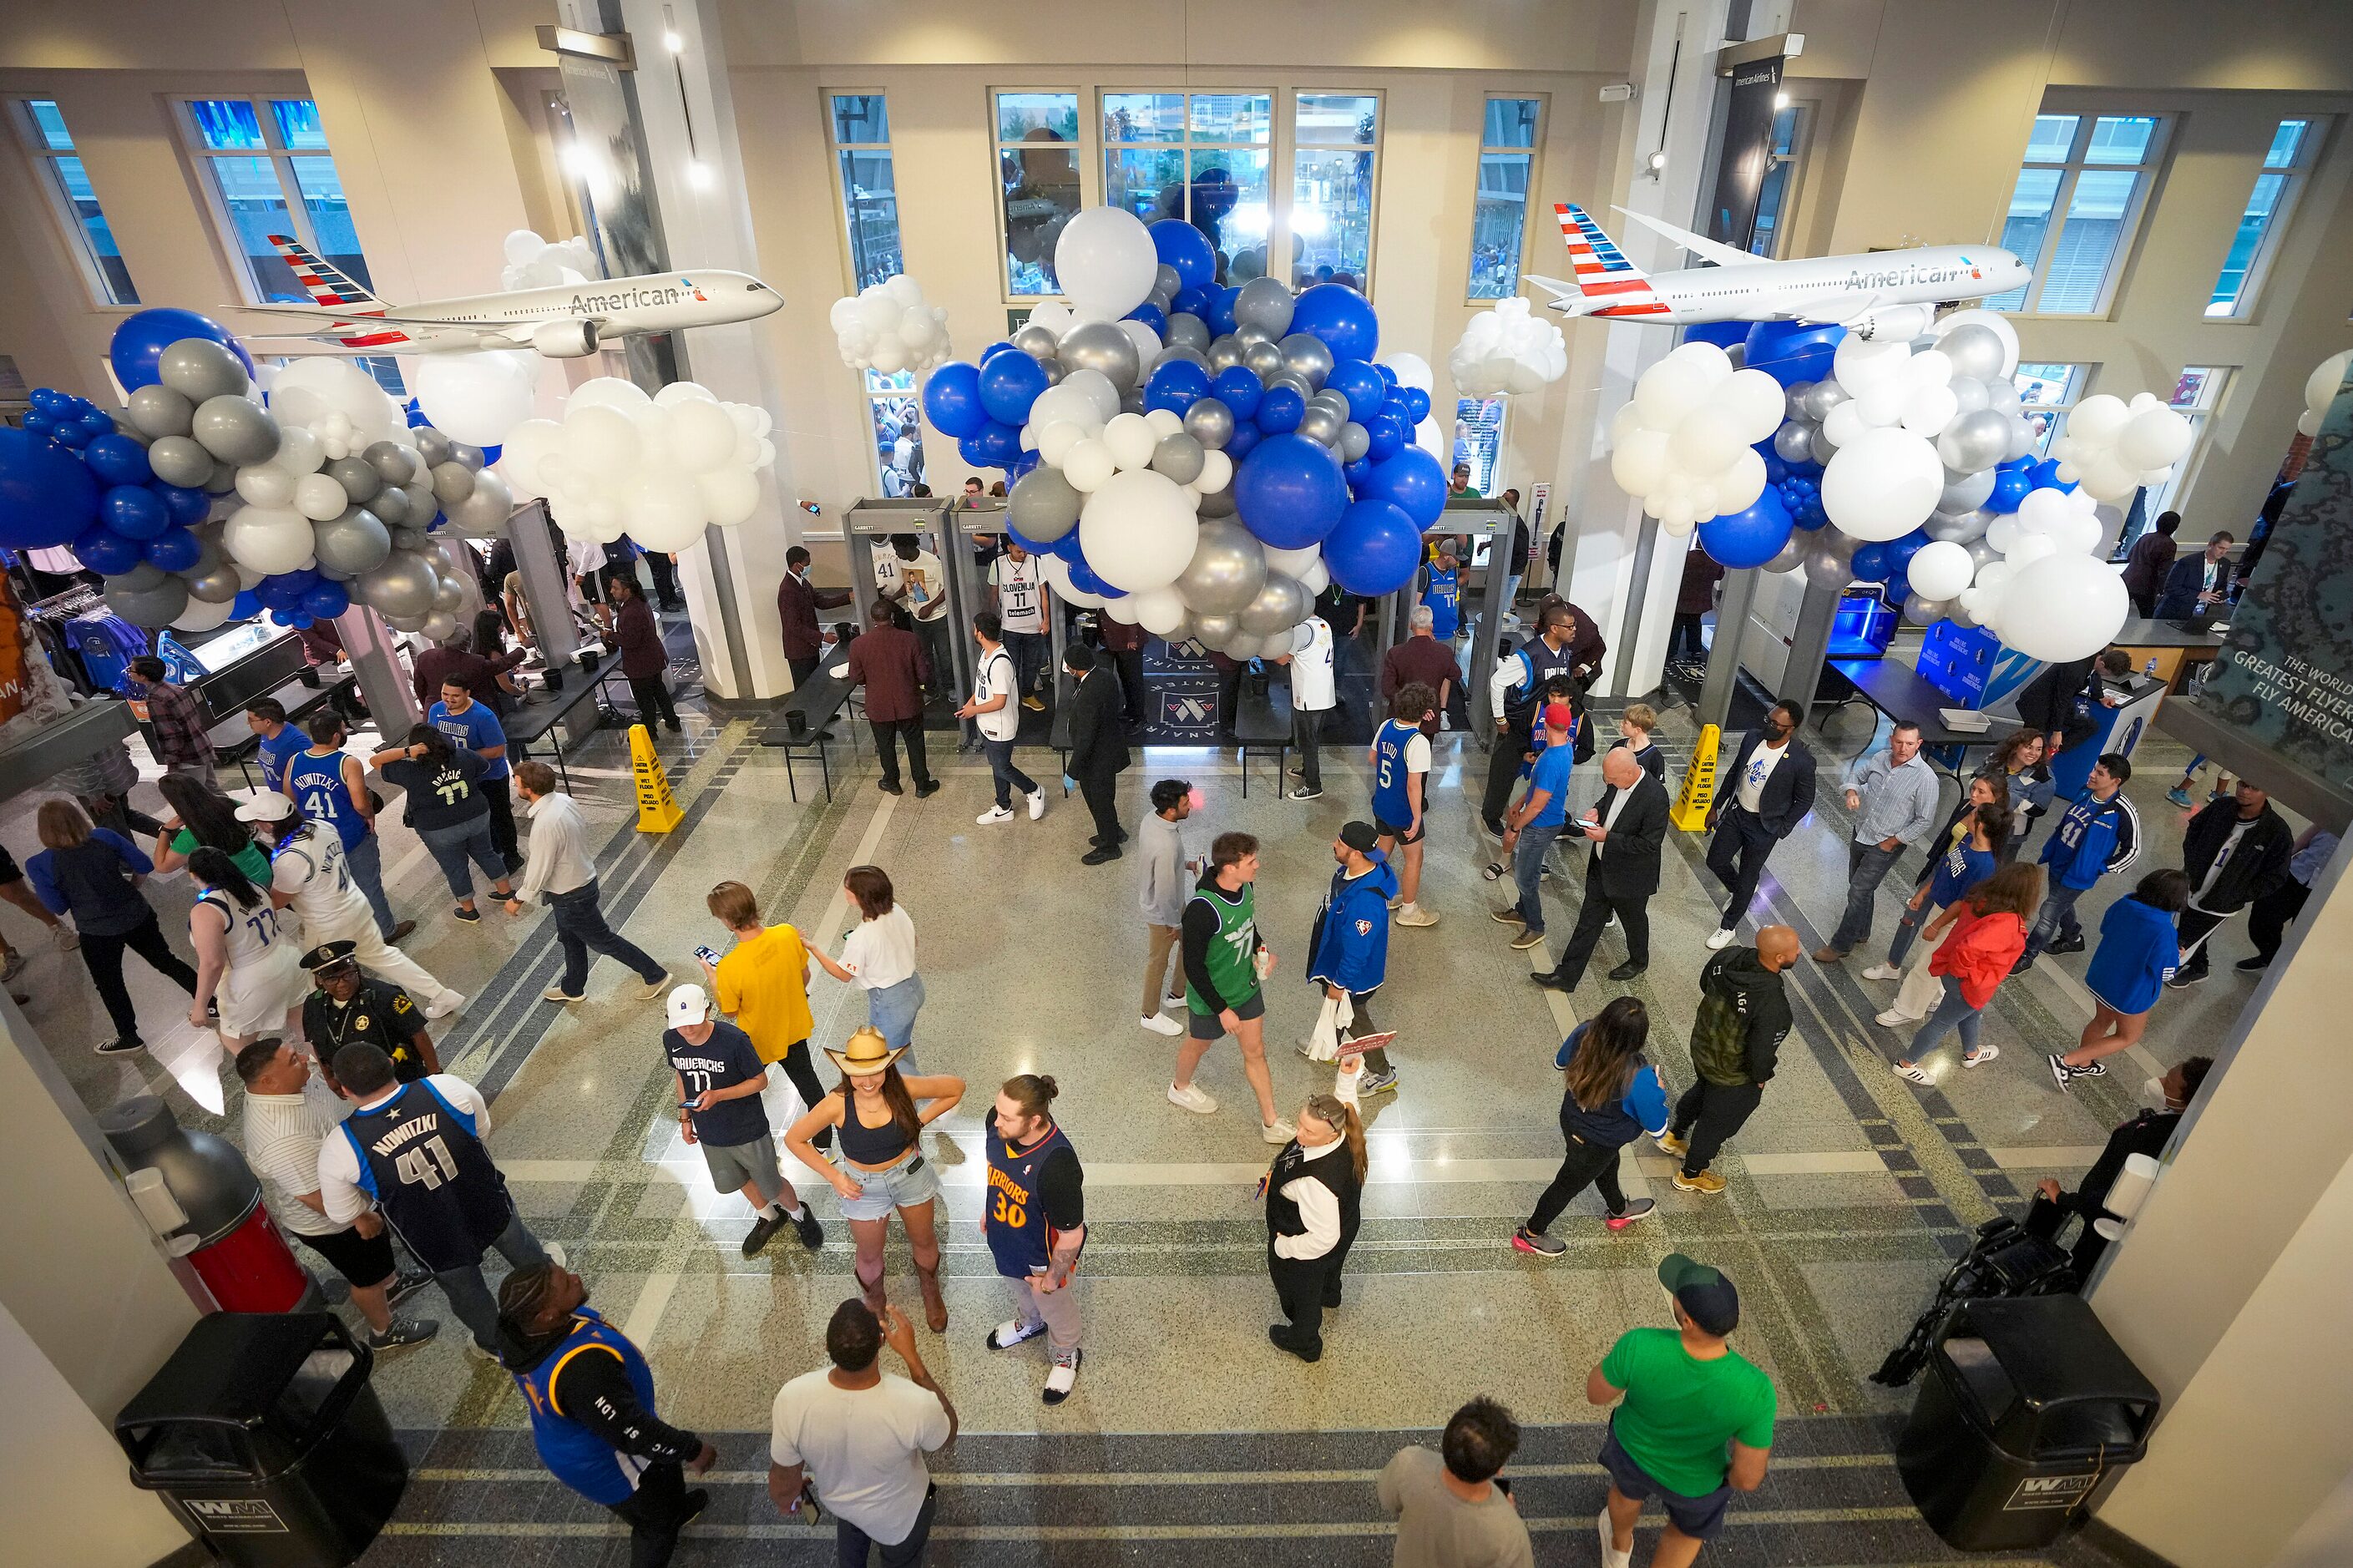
[2166,967,2208,989]
[679,1489,710,1529]
[2235,954,2272,973]
[1081,846,1123,865]
[741,1212,784,1258]
[2047,933,2087,955]
[1607,960,1647,982]
[792,1206,826,1251]
[877,780,905,795]
[95,1036,145,1055]
[453,903,482,923]
[913,781,940,798]
[388,1268,436,1308]
[367,1318,441,1351]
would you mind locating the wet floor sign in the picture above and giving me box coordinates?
[631,725,683,832]
[1669,721,1720,832]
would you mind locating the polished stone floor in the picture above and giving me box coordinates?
[9,627,2247,1566]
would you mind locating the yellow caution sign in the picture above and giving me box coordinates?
[1669,721,1720,832]
[630,724,683,833]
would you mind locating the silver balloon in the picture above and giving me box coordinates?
[431,573,466,614]
[1242,341,1285,384]
[312,506,392,574]
[314,562,352,583]
[447,468,513,533]
[430,461,478,507]
[1197,484,1237,518]
[1946,600,1981,631]
[190,395,281,466]
[1040,358,1065,386]
[204,459,238,495]
[1964,538,2001,574]
[155,339,249,404]
[1268,370,1314,402]
[1165,312,1211,352]
[1183,397,1235,450]
[1307,388,1350,417]
[1772,422,1817,463]
[1338,422,1371,463]
[451,444,485,473]
[1237,572,1308,636]
[1936,408,2011,473]
[183,564,241,604]
[1940,323,2007,382]
[1806,426,1839,466]
[1007,466,1082,544]
[1222,631,1264,662]
[2002,416,2037,462]
[1278,332,1333,389]
[103,573,189,629]
[401,480,436,521]
[127,384,195,440]
[1804,532,1857,590]
[1903,594,1952,628]
[384,612,432,634]
[1151,432,1206,484]
[355,549,439,618]
[1296,404,1345,447]
[1120,387,1146,416]
[1925,508,1992,544]
[1154,344,1210,373]
[390,525,433,553]
[1191,612,1238,645]
[1940,468,1996,513]
[1153,263,1183,300]
[1012,322,1060,360]
[1233,276,1294,336]
[370,484,412,527]
[323,455,382,503]
[1207,334,1245,372]
[1059,320,1141,389]
[1173,519,1266,617]
[1783,382,1816,422]
[1233,322,1276,348]
[1799,379,1849,422]
[413,427,453,468]
[1229,248,1265,283]
[1986,378,2024,415]
[1762,535,1808,574]
[1948,377,1991,416]
[363,440,418,486]
[419,610,461,644]
[146,436,213,488]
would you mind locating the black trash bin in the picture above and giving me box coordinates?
[114,1312,407,1566]
[1896,1293,2158,1550]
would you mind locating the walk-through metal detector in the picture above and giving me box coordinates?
[1369,497,1517,751]
[942,502,1079,748]
[839,496,969,705]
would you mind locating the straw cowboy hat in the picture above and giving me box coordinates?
[824,1024,908,1076]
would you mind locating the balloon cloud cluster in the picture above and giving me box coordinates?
[1447,297,1568,398]
[500,229,597,291]
[1609,341,1786,532]
[496,377,774,554]
[830,274,953,377]
[2048,392,2194,505]
[2302,350,2351,438]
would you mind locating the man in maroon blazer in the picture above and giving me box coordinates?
[776,545,853,686]
[843,600,936,796]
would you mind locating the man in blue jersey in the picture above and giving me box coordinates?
[1306,822,1402,1096]
[284,711,407,943]
[1369,685,1438,928]
[244,699,310,789]
[428,674,522,873]
[2014,753,2140,974]
[1495,701,1576,953]
[499,1262,716,1568]
[981,1073,1087,1405]
[1420,549,1462,644]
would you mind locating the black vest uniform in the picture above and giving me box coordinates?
[1264,1141,1362,1265]
[338,1080,512,1272]
[1503,637,1580,735]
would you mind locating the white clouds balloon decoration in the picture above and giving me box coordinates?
[496,380,775,552]
[1447,298,1568,397]
[830,274,952,377]
[1609,342,1785,533]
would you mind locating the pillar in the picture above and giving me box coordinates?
[2087,832,2353,1566]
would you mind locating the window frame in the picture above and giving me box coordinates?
[1466,94,1546,301]
[822,90,903,296]
[2204,116,2326,321]
[9,98,139,307]
[990,88,1087,303]
[1746,100,1812,260]
[1989,111,2170,319]
[864,367,923,495]
[2145,365,2233,517]
[174,94,371,306]
[2013,362,2090,457]
[1290,91,1381,291]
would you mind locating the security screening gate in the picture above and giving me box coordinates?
[941,503,1075,749]
[839,495,970,722]
[1369,497,1517,751]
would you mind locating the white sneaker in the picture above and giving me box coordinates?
[977,806,1015,825]
[1167,1081,1218,1115]
[1598,1509,1633,1568]
[1140,1012,1183,1037]
[1261,1117,1298,1145]
[1704,927,1737,949]
[1394,905,1439,928]
[635,971,674,1001]
[425,990,464,1019]
[544,1242,568,1268]
[1961,1044,2001,1068]
[1875,1008,1919,1028]
[1861,963,1904,981]
[1026,790,1047,820]
[51,925,78,953]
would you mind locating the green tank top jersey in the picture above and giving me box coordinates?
[1186,882,1259,1014]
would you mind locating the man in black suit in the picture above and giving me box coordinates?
[2152,530,2235,620]
[1533,746,1668,990]
[1704,700,1819,948]
[1065,645,1131,865]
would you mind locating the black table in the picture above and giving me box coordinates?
[504,655,629,792]
[1824,657,2020,776]
[1234,680,1293,797]
[757,669,858,802]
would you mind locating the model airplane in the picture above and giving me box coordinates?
[1526,204,2030,340]
[233,235,782,357]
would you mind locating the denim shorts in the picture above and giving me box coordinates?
[837,1152,940,1220]
[1599,1424,1733,1541]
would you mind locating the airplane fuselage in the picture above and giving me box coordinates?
[1563,245,2031,324]
[306,270,782,352]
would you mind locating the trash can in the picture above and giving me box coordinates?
[114,1312,407,1566]
[1895,1294,2158,1550]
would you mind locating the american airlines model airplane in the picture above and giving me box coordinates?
[233,235,782,357]
[1526,204,2031,340]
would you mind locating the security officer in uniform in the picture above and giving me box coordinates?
[1480,602,1583,835]
[499,1262,716,1568]
[981,1073,1087,1405]
[301,941,438,1091]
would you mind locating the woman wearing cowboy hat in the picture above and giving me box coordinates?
[785,1026,964,1331]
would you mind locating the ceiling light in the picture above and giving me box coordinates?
[1774,90,1792,109]
[687,159,715,190]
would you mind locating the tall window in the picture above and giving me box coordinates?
[1469,98,1541,299]
[996,93,1081,296]
[1103,91,1272,276]
[868,369,922,495]
[1293,94,1377,288]
[2208,119,2317,318]
[2147,367,2231,515]
[1748,104,1808,258]
[1453,397,1505,494]
[13,99,138,305]
[2015,362,2087,456]
[828,94,902,291]
[1987,113,2166,316]
[181,98,372,304]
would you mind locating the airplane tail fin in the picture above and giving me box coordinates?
[1549,205,1667,313]
[266,235,387,314]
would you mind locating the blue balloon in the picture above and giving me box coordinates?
[1364,412,1407,462]
[301,581,351,620]
[83,432,153,487]
[53,422,94,451]
[1256,386,1305,435]
[1798,496,1827,529]
[1343,457,1374,489]
[1007,450,1041,481]
[1986,468,2032,514]
[78,411,113,438]
[230,589,261,620]
[1171,286,1207,317]
[1126,301,1167,337]
[257,573,308,611]
[1225,422,1263,462]
[979,340,1021,362]
[1051,528,1087,564]
[100,483,170,540]
[921,362,989,439]
[1373,362,1399,389]
[957,422,1022,469]
[157,483,210,526]
[1205,286,1240,338]
[1762,453,1789,486]
[1883,529,1930,579]
[1399,386,1432,424]
[1067,554,1126,599]
[1288,284,1379,362]
[1357,447,1448,529]
[977,350,1050,427]
[1698,490,1796,569]
[1323,499,1420,596]
[1742,321,1845,387]
[1683,321,1751,352]
[1234,434,1349,550]
[143,528,202,572]
[0,427,101,549]
[71,524,144,574]
[2028,457,2072,493]
[1151,218,1217,292]
[1850,542,1892,583]
[280,567,321,594]
[23,412,54,438]
[1325,360,1386,423]
[28,388,70,417]
[479,443,502,466]
[1211,367,1263,421]
[109,308,255,392]
[1144,360,1214,415]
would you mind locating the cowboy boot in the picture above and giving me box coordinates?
[914,1259,949,1332]
[857,1260,887,1317]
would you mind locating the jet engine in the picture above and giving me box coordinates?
[530,318,600,357]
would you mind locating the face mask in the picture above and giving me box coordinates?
[2143,1076,2176,1110]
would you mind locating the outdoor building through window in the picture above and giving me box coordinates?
[1469,98,1541,298]
[829,94,903,291]
[13,99,139,305]
[2208,119,2317,318]
[1986,113,2167,316]
[996,92,1080,297]
[182,97,372,306]
[1103,90,1273,279]
[1292,94,1376,288]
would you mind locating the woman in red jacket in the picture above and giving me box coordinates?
[1890,862,2042,1085]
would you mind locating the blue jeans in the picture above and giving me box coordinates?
[868,974,925,1063]
[1885,902,1933,969]
[433,1201,550,1353]
[1829,839,1905,953]
[344,829,397,938]
[984,737,1038,810]
[2022,883,2087,960]
[1907,973,1986,1061]
[548,879,665,995]
[418,814,507,900]
[1512,822,1563,934]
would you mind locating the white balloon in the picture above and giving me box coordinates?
[1985,514,2022,554]
[292,472,348,521]
[1823,400,1869,448]
[412,351,538,446]
[1060,368,1121,426]
[1062,438,1116,493]
[1820,427,1945,542]
[696,467,762,527]
[1298,559,1330,595]
[1932,309,2022,379]
[1713,448,1769,515]
[235,464,296,508]
[1611,427,1672,498]
[1263,544,1323,578]
[274,425,325,476]
[496,417,565,501]
[1120,319,1163,367]
[1906,539,1974,599]
[1998,554,2130,662]
[2005,533,2058,570]
[666,397,739,474]
[1900,383,1960,437]
[1832,335,1912,392]
[1142,407,1186,439]
[654,381,719,407]
[1078,469,1201,593]
[1035,420,1087,467]
[1718,368,1791,443]
[1669,406,1746,477]
[562,403,643,483]
[622,468,708,552]
[1102,412,1159,471]
[1854,378,1910,429]
[2068,394,2132,445]
[1131,584,1188,636]
[1054,206,1159,319]
[1102,594,1143,625]
[571,376,653,412]
[1633,357,1711,427]
[170,596,234,633]
[2117,404,2194,470]
[1191,448,1233,494]
[1038,550,1106,608]
[222,506,316,574]
[268,358,397,446]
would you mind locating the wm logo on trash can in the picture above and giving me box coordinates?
[185,1499,289,1532]
[2004,1473,2097,1510]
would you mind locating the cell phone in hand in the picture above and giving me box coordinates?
[694,944,721,966]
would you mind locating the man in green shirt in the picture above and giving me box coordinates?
[1167,832,1294,1144]
[1587,1253,1775,1568]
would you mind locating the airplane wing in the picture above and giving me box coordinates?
[1790,291,1893,326]
[1522,274,1581,301]
[1610,207,1763,270]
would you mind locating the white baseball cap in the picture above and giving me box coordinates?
[234,791,296,822]
[665,983,711,1028]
